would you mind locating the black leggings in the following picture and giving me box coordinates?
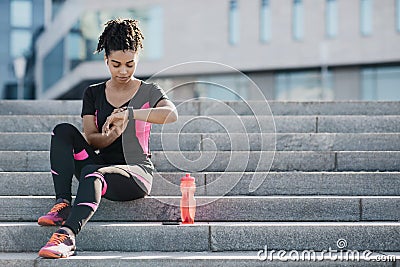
[50,123,148,235]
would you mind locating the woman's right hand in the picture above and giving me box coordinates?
[102,108,129,137]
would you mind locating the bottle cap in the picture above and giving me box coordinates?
[181,173,195,182]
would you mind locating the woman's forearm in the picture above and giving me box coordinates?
[85,131,119,149]
[131,107,178,124]
[85,105,177,149]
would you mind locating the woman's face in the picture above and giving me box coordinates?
[106,50,139,84]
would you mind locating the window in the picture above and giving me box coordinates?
[275,70,333,100]
[10,0,32,27]
[362,66,400,100]
[326,0,338,37]
[10,30,32,57]
[199,74,248,100]
[293,0,304,40]
[64,6,164,70]
[67,32,85,69]
[360,0,373,36]
[10,0,33,57]
[229,0,239,45]
[139,6,163,60]
[260,0,271,43]
[396,0,400,32]
[43,39,64,91]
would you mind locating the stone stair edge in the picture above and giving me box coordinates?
[0,196,399,222]
[0,170,399,179]
[2,114,400,117]
[0,221,399,252]
[1,170,399,197]
[1,132,400,152]
[0,251,398,267]
[1,195,400,199]
[0,150,399,172]
[1,132,399,135]
[2,100,400,102]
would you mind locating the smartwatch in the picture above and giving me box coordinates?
[128,107,135,120]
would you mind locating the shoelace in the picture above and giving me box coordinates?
[49,202,69,214]
[47,232,68,246]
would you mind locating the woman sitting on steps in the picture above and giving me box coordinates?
[37,18,178,259]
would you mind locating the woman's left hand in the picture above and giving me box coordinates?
[102,107,129,136]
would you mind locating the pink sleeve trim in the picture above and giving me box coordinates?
[95,110,99,129]
[135,102,152,155]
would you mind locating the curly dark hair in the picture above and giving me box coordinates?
[95,18,144,56]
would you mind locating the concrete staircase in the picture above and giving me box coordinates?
[0,100,399,266]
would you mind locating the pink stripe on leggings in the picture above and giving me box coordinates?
[51,169,59,175]
[77,202,98,212]
[73,149,89,161]
[85,173,108,196]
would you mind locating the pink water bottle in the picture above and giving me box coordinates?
[180,173,196,224]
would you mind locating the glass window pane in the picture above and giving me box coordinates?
[10,30,32,57]
[326,0,338,37]
[67,32,86,70]
[362,66,400,100]
[360,0,373,36]
[275,70,333,100]
[10,0,32,27]
[275,73,289,99]
[361,68,376,100]
[260,0,271,43]
[139,6,163,60]
[199,74,248,101]
[79,7,163,61]
[43,39,64,91]
[293,0,304,40]
[397,0,400,32]
[229,0,239,45]
[376,67,400,100]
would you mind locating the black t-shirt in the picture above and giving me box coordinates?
[80,80,169,170]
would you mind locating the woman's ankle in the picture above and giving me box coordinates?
[59,226,75,237]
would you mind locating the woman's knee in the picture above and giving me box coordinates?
[80,165,101,179]
[79,166,108,197]
[52,123,79,137]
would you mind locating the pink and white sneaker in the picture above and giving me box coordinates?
[38,198,71,226]
[38,229,76,258]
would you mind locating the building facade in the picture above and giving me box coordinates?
[2,0,400,101]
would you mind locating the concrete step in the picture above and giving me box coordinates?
[1,222,399,252]
[1,172,399,197]
[207,172,400,197]
[1,251,398,266]
[1,133,400,152]
[2,100,400,116]
[0,151,399,172]
[1,115,400,133]
[0,196,399,222]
